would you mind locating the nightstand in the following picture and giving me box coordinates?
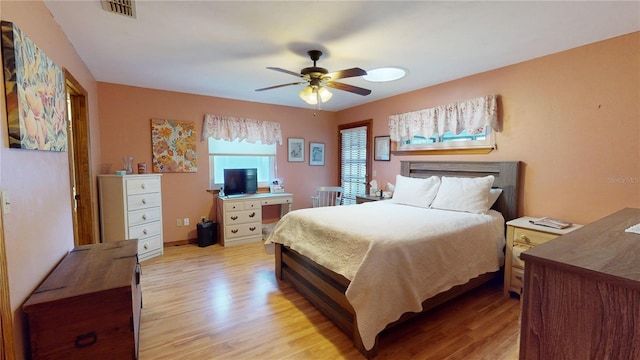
[504,217,582,296]
[355,194,388,204]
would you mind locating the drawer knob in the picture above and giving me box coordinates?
[249,226,256,231]
[144,244,149,250]
[141,184,146,189]
[520,234,529,243]
[142,214,148,220]
[231,216,238,220]
[231,229,238,234]
[249,212,256,218]
[142,199,147,204]
[142,229,148,235]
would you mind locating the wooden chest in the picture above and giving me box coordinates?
[23,240,142,359]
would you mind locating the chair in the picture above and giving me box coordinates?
[311,186,343,207]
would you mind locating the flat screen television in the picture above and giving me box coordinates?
[223,168,258,196]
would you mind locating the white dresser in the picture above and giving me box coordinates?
[98,174,164,261]
[216,193,293,246]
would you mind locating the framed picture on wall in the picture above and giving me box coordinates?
[309,142,325,166]
[288,137,305,162]
[374,136,391,161]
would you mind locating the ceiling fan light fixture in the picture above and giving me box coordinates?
[318,86,333,103]
[299,86,317,104]
[363,67,406,82]
[299,85,332,105]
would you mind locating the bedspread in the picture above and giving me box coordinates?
[267,201,505,350]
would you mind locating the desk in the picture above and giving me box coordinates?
[216,193,293,246]
[519,208,640,359]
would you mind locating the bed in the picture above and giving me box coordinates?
[271,161,520,358]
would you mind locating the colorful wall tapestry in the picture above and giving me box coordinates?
[1,21,67,151]
[151,119,197,173]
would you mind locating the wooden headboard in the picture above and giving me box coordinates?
[400,161,520,221]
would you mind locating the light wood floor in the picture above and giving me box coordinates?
[138,242,521,359]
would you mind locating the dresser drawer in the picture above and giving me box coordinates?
[138,235,162,257]
[225,223,262,239]
[511,267,524,295]
[127,192,162,211]
[126,177,161,195]
[129,221,161,240]
[224,208,261,224]
[224,200,261,212]
[128,207,162,226]
[513,227,557,246]
[261,196,292,205]
[512,244,530,269]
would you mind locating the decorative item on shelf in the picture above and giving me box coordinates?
[369,179,379,196]
[137,162,147,174]
[270,178,284,193]
[122,156,134,174]
[384,182,395,198]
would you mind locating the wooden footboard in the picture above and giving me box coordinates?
[275,243,498,358]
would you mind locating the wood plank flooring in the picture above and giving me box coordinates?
[138,242,521,359]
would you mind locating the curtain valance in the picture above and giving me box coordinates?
[388,95,499,142]
[201,114,283,145]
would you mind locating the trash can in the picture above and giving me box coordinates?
[197,221,217,247]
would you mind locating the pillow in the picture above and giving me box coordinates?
[430,175,495,214]
[390,175,441,208]
[488,188,503,208]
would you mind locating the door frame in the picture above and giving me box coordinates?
[338,119,373,203]
[64,69,96,246]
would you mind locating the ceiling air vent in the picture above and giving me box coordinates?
[101,0,136,19]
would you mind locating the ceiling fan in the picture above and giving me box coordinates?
[255,50,371,105]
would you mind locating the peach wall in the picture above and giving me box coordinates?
[97,83,338,243]
[0,1,100,357]
[336,32,640,225]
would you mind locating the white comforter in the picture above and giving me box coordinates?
[267,201,505,350]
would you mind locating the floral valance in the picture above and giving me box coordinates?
[388,95,500,142]
[201,114,283,145]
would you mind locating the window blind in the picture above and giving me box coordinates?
[340,126,367,205]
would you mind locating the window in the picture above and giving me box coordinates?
[208,138,276,189]
[395,126,495,154]
[340,123,371,205]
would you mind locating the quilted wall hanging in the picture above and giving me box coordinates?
[1,21,67,151]
[151,118,197,173]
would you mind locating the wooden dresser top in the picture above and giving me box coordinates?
[521,208,640,289]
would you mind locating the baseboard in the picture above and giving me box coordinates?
[164,239,197,247]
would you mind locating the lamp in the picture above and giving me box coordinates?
[299,80,333,105]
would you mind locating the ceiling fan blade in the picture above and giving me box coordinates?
[266,67,304,78]
[326,67,367,80]
[255,82,306,92]
[325,81,371,96]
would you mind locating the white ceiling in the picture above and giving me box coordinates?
[43,1,640,112]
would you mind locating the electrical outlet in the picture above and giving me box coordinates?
[176,218,182,226]
[183,217,190,226]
